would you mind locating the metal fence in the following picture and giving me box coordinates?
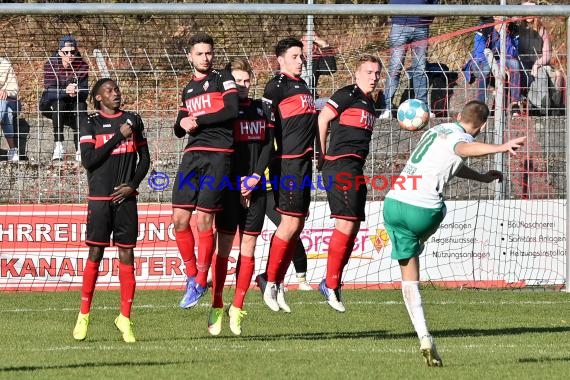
[0,4,567,205]
[0,2,568,290]
[0,4,567,202]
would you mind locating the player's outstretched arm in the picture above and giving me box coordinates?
[455,165,503,183]
[500,136,527,155]
[455,136,526,158]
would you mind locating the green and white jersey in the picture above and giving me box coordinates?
[386,122,474,209]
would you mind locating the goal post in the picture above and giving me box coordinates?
[0,2,568,292]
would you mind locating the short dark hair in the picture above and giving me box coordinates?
[189,32,214,50]
[90,78,115,110]
[460,100,490,127]
[59,35,77,49]
[275,37,304,57]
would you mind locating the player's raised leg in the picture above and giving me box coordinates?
[264,188,313,291]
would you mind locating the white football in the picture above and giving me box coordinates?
[397,99,430,131]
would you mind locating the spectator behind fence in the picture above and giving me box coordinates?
[301,32,337,101]
[464,16,522,117]
[40,35,89,161]
[0,57,19,162]
[518,1,564,115]
[379,0,439,120]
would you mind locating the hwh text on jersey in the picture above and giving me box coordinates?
[185,94,213,116]
[299,94,316,111]
[360,110,376,131]
[236,119,266,141]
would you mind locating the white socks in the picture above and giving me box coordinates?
[402,280,429,339]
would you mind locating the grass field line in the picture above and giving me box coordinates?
[1,345,415,354]
[4,342,568,355]
[2,299,570,313]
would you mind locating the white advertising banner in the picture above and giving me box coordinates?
[0,200,565,291]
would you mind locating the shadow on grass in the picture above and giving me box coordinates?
[234,326,570,342]
[518,357,570,363]
[0,360,186,373]
[430,326,570,338]
[238,330,394,341]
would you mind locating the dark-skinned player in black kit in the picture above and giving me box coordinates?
[73,78,150,343]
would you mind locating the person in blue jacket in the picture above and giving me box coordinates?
[465,17,522,116]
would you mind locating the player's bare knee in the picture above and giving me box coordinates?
[196,211,214,231]
[240,234,257,257]
[172,208,191,231]
[277,215,304,240]
[216,232,234,258]
[117,248,135,265]
[87,246,105,262]
[336,219,360,236]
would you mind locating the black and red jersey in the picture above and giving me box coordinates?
[233,98,274,177]
[79,111,150,200]
[262,73,317,159]
[174,69,239,153]
[324,84,377,160]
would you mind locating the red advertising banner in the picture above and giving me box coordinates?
[0,203,193,291]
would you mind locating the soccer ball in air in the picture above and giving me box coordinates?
[397,99,430,131]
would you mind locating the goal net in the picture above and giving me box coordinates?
[0,5,567,291]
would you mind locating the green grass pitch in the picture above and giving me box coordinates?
[1,289,569,379]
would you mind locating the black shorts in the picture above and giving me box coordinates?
[86,198,138,248]
[216,188,266,236]
[270,156,312,217]
[172,150,232,213]
[322,157,367,221]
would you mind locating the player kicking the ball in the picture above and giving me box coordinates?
[72,78,150,343]
[383,100,526,366]
[317,54,381,312]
